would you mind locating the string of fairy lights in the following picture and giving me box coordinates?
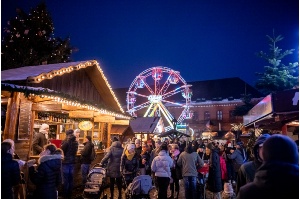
[26,60,125,115]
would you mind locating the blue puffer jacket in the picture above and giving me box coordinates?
[29,154,63,199]
[1,153,21,199]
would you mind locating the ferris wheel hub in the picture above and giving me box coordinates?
[148,95,162,103]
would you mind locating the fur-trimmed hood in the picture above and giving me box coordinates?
[38,154,63,164]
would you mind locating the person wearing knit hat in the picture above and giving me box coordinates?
[121,142,139,187]
[32,123,50,155]
[237,134,299,199]
[235,134,271,195]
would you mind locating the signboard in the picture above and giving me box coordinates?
[69,111,94,118]
[18,99,32,140]
[32,104,62,112]
[113,120,129,125]
[94,115,115,123]
[78,121,93,130]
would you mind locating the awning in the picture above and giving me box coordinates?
[130,117,164,134]
[110,125,130,135]
[158,129,190,141]
[243,89,299,129]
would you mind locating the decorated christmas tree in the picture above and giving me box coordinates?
[1,2,73,70]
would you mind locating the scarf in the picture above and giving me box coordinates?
[125,149,135,161]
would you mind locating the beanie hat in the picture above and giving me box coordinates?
[263,134,298,164]
[253,134,271,161]
[199,144,206,149]
[66,129,74,135]
[86,136,92,142]
[127,143,135,151]
[113,137,119,142]
[236,141,244,147]
[155,139,162,145]
[135,139,141,144]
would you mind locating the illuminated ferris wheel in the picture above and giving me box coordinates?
[126,66,193,131]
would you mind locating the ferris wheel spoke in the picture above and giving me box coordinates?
[161,99,185,107]
[159,75,171,95]
[128,101,151,112]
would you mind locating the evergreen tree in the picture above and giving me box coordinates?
[1,2,73,70]
[255,31,299,95]
[233,93,254,116]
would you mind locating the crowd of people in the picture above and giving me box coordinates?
[1,123,299,199]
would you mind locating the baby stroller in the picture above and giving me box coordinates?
[82,163,107,199]
[125,175,152,199]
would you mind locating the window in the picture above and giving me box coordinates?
[192,111,199,121]
[204,111,210,120]
[217,110,223,120]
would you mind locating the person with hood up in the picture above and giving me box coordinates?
[237,134,299,199]
[32,123,49,155]
[206,142,222,199]
[27,144,63,199]
[1,141,21,199]
[151,143,174,199]
[80,135,94,186]
[177,142,204,199]
[100,137,123,199]
[235,134,271,194]
[227,141,247,183]
[120,143,139,187]
[61,129,79,199]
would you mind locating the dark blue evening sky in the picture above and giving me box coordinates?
[2,0,299,89]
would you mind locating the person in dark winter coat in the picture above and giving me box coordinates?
[227,142,246,183]
[61,129,79,199]
[169,144,181,199]
[120,143,139,186]
[206,142,222,198]
[177,142,204,199]
[140,141,151,175]
[100,140,123,199]
[28,144,63,199]
[237,134,299,199]
[80,135,94,185]
[1,141,21,199]
[32,123,49,155]
[236,134,271,194]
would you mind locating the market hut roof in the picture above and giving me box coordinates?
[1,60,129,118]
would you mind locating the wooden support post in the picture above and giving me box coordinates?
[107,123,112,148]
[27,111,36,159]
[3,92,20,140]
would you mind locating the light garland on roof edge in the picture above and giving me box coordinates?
[26,60,125,113]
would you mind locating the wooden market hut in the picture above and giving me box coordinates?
[1,60,132,160]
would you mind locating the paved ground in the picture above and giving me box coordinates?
[70,179,187,199]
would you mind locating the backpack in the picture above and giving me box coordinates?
[90,146,96,161]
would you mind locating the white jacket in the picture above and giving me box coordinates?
[151,150,174,177]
